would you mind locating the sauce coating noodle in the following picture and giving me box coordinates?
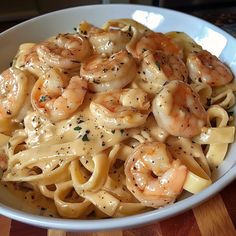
[0,18,235,219]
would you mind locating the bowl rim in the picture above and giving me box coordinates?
[0,3,236,232]
[2,3,236,42]
[1,164,235,231]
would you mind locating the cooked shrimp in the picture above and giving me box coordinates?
[89,30,132,56]
[152,80,207,138]
[79,21,132,56]
[135,50,188,94]
[36,33,92,69]
[134,32,183,59]
[187,50,233,87]
[124,142,187,208]
[80,50,137,92]
[0,67,28,119]
[90,88,150,129]
[31,68,87,122]
[13,43,50,77]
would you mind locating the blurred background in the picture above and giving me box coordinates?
[1,0,236,35]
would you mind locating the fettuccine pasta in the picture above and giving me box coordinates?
[0,18,235,219]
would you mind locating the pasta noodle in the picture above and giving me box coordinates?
[0,18,235,219]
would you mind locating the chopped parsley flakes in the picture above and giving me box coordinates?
[74,126,82,131]
[39,95,48,103]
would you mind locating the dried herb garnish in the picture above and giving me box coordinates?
[39,95,48,103]
[74,126,82,131]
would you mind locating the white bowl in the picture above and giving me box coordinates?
[0,4,236,232]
